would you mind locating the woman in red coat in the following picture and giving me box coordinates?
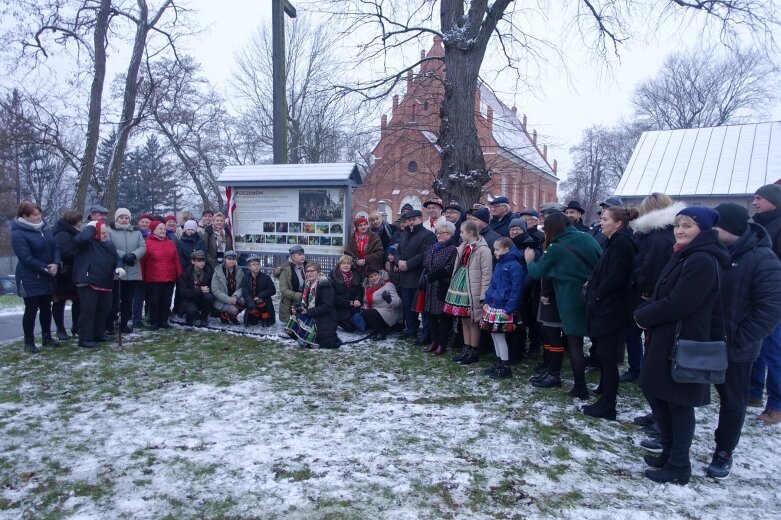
[141,221,182,329]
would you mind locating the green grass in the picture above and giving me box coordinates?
[0,294,22,309]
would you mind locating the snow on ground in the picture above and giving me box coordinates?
[0,325,780,519]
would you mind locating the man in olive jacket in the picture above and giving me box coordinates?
[396,210,435,337]
[710,203,781,478]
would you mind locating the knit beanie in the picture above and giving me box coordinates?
[115,208,131,220]
[164,214,177,223]
[755,184,781,209]
[676,207,719,231]
[149,221,164,235]
[713,203,749,237]
[509,218,527,231]
[354,216,368,228]
[472,208,490,223]
[183,219,199,232]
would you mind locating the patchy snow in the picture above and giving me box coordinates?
[0,328,780,518]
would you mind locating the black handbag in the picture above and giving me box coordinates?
[417,269,429,291]
[670,262,728,385]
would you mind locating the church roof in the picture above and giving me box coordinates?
[615,121,781,198]
[478,85,556,179]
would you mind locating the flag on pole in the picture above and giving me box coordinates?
[225,186,237,235]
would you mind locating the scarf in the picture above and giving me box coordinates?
[340,269,354,288]
[461,243,475,266]
[672,243,687,253]
[17,217,44,231]
[213,227,226,252]
[115,222,131,230]
[364,280,387,310]
[251,273,259,297]
[302,278,319,309]
[354,233,369,258]
[193,267,203,286]
[224,265,236,293]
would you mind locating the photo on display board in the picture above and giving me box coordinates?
[234,234,246,243]
[297,235,308,245]
[288,236,298,245]
[332,237,343,247]
[308,236,319,245]
[263,222,275,233]
[330,224,343,234]
[276,222,288,233]
[320,236,332,246]
[299,189,344,222]
[266,235,277,244]
[303,222,316,233]
[315,223,329,234]
[255,235,265,243]
[288,222,302,233]
[278,235,288,243]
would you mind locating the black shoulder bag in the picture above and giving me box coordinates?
[670,260,728,385]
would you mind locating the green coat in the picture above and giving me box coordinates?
[526,226,602,336]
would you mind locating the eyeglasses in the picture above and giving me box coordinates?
[435,231,450,235]
[305,269,317,273]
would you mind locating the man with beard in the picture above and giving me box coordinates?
[565,201,590,232]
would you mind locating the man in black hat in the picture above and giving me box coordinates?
[565,200,590,232]
[488,196,513,237]
[176,250,214,326]
[394,203,415,228]
[397,209,435,338]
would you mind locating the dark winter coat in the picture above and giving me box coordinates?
[329,268,364,323]
[586,229,638,337]
[397,224,436,289]
[526,226,602,337]
[11,218,60,297]
[344,231,384,275]
[630,203,684,298]
[488,213,512,237]
[573,219,590,233]
[513,231,542,324]
[716,223,781,363]
[304,276,341,348]
[527,226,545,246]
[479,226,502,254]
[203,225,234,269]
[240,270,277,324]
[484,246,525,313]
[635,230,730,407]
[753,208,781,260]
[51,218,80,295]
[370,221,397,251]
[176,231,207,270]
[72,226,121,290]
[422,240,457,315]
[177,264,214,303]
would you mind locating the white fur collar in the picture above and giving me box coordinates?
[630,202,687,234]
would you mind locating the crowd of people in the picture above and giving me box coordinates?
[10,183,781,485]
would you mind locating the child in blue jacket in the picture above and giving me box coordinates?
[481,237,525,378]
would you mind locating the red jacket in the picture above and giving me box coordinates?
[141,235,182,282]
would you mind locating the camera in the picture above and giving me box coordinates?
[293,302,306,313]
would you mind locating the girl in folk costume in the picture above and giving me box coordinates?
[285,262,341,348]
[211,250,244,324]
[345,216,384,276]
[360,267,401,340]
[444,220,493,365]
[481,237,525,379]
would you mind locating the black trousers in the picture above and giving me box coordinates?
[22,295,52,340]
[108,280,138,329]
[715,361,753,454]
[592,330,624,404]
[362,309,388,334]
[145,282,175,327]
[181,293,215,323]
[646,394,695,468]
[76,286,113,342]
[426,312,452,346]
[52,295,80,334]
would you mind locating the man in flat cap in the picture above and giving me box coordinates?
[397,209,435,338]
[176,249,214,327]
[488,196,513,237]
[275,245,307,325]
[87,203,109,223]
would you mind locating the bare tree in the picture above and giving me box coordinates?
[632,47,778,129]
[1,0,192,213]
[143,56,227,211]
[324,0,778,208]
[231,15,363,164]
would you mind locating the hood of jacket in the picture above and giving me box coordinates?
[11,217,47,233]
[678,228,731,267]
[497,245,523,265]
[51,218,78,236]
[728,222,773,258]
[630,202,687,235]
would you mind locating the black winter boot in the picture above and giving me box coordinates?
[457,347,480,365]
[643,452,669,469]
[532,372,562,388]
[568,382,590,401]
[41,332,61,348]
[489,360,512,379]
[24,337,41,353]
[581,398,616,420]
[644,463,691,485]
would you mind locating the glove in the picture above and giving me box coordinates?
[381,290,392,304]
[122,253,136,266]
[115,267,126,278]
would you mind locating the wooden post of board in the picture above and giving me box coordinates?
[272,0,297,164]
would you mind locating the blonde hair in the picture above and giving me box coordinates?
[640,193,674,215]
[337,255,354,266]
[673,214,697,226]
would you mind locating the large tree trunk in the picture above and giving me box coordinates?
[73,0,112,212]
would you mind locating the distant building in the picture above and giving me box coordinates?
[615,121,781,210]
[352,36,558,218]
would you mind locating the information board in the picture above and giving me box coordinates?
[231,187,347,256]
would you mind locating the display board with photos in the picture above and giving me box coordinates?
[231,187,346,256]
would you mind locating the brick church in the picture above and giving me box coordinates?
[352,36,559,218]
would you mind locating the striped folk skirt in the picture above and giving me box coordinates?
[480,305,517,333]
[443,266,471,318]
[284,314,318,347]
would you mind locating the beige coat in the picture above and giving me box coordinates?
[452,236,493,322]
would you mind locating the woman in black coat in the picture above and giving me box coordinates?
[583,207,639,420]
[329,255,364,332]
[634,207,729,485]
[73,220,123,348]
[288,262,341,349]
[422,220,458,355]
[51,210,83,340]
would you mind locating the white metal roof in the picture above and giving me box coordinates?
[478,85,556,179]
[218,163,362,184]
[615,122,781,197]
